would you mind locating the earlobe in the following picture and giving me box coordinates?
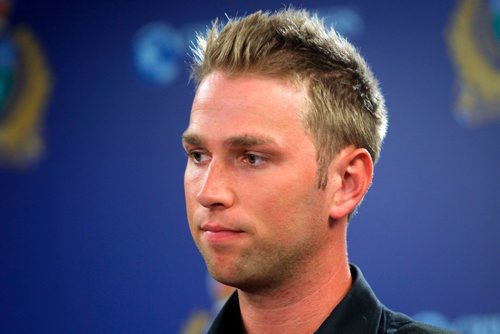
[329,147,373,220]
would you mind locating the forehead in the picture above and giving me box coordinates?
[188,71,309,135]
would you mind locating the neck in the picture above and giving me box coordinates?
[238,227,351,334]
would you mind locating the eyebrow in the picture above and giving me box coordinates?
[182,132,276,147]
[224,135,275,147]
[182,133,202,146]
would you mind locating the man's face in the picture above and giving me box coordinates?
[183,71,335,291]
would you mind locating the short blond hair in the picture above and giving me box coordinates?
[190,9,388,188]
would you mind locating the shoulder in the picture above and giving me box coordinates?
[395,321,458,334]
[381,308,457,334]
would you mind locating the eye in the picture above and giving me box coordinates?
[243,153,266,167]
[188,150,210,164]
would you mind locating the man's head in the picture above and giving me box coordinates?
[190,9,388,188]
[182,9,386,291]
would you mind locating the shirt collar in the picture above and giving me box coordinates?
[207,265,384,334]
[315,264,383,333]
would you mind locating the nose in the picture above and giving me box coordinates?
[196,159,235,209]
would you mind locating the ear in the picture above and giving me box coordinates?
[328,147,374,220]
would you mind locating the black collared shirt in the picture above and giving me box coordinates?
[207,265,456,334]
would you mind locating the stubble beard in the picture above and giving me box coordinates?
[199,232,322,295]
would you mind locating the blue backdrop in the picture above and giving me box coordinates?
[1,0,499,333]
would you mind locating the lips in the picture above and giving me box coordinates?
[200,223,244,243]
[201,223,240,233]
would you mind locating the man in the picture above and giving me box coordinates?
[182,9,455,334]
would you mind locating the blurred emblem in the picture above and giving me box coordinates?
[447,0,500,126]
[133,22,184,85]
[180,274,235,334]
[0,0,52,167]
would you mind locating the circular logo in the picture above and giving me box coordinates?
[133,22,185,85]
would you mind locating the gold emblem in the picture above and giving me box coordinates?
[446,0,500,125]
[0,26,52,167]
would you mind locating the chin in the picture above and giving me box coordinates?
[208,270,239,288]
[206,262,249,289]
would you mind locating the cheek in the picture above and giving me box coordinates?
[184,171,201,225]
[184,168,202,200]
[243,179,325,236]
